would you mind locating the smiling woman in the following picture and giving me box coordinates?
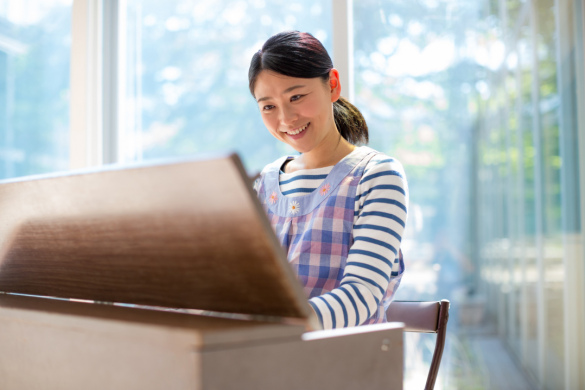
[249,31,408,330]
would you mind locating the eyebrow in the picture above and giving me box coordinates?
[256,85,306,103]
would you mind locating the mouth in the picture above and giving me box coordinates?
[284,123,309,136]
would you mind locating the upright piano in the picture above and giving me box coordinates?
[0,154,403,389]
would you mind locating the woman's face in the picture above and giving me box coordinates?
[253,69,341,154]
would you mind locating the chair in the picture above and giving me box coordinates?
[386,300,450,390]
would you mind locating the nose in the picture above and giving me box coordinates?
[279,105,298,127]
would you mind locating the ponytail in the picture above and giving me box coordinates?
[333,96,369,145]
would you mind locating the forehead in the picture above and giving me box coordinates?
[253,70,322,98]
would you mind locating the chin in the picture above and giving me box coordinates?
[288,144,312,154]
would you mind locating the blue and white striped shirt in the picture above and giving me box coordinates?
[256,147,408,329]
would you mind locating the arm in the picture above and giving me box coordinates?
[308,157,408,329]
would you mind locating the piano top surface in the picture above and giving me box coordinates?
[0,154,312,324]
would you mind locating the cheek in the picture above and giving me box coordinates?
[303,96,330,120]
[262,115,280,135]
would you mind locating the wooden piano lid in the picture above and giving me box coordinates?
[0,154,313,324]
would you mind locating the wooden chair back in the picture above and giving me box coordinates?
[387,300,450,390]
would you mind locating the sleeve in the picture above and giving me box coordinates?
[307,157,408,329]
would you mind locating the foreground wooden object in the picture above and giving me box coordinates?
[0,155,308,320]
[0,154,404,389]
[0,294,403,390]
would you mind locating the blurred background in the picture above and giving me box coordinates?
[1,0,584,388]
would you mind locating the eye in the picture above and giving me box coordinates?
[262,104,275,111]
[290,94,304,102]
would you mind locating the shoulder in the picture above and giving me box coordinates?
[354,149,409,213]
[361,149,407,185]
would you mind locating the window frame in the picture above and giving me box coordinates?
[70,0,103,169]
[569,0,585,387]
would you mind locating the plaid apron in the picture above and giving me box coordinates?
[257,146,397,325]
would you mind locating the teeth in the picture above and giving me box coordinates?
[287,124,308,135]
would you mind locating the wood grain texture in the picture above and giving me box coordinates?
[0,154,311,320]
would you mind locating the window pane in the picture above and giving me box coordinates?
[354,2,480,299]
[121,0,332,173]
[476,0,576,388]
[0,1,71,180]
[353,1,481,387]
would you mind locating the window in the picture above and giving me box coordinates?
[353,2,483,386]
[0,0,71,180]
[119,0,332,172]
[476,0,584,387]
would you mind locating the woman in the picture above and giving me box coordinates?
[250,31,408,330]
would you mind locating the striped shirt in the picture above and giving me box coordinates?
[255,147,408,329]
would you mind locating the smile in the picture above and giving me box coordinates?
[285,123,309,135]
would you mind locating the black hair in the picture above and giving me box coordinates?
[248,31,368,145]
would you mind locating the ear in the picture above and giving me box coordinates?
[328,68,342,102]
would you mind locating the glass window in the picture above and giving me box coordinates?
[0,0,71,180]
[120,0,332,173]
[353,1,481,387]
[475,0,578,388]
[354,0,480,304]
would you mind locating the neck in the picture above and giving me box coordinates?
[297,133,356,170]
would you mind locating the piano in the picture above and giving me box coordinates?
[0,154,403,389]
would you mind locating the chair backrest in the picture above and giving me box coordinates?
[387,300,450,390]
